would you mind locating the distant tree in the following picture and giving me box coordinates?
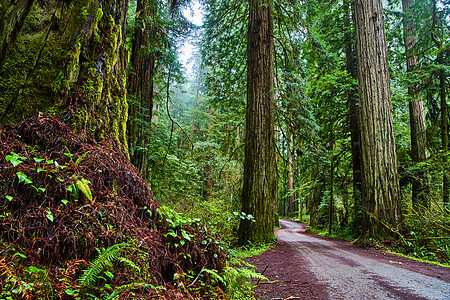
[402,0,429,209]
[354,0,402,236]
[431,0,450,210]
[127,0,192,180]
[127,0,159,181]
[238,0,277,244]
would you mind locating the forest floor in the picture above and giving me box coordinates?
[247,219,450,300]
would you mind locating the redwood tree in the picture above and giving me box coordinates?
[344,0,362,231]
[354,0,402,236]
[402,0,429,210]
[127,0,157,181]
[237,0,277,244]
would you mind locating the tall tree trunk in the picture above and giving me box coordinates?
[344,0,362,233]
[238,0,277,244]
[440,67,449,210]
[402,0,429,210]
[127,0,157,180]
[354,0,402,236]
[431,0,449,210]
[0,0,129,153]
[204,106,215,199]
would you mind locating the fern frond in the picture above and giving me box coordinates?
[229,267,268,281]
[104,282,150,300]
[118,257,141,273]
[79,243,132,288]
[203,268,226,285]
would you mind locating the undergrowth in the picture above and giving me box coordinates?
[0,117,229,299]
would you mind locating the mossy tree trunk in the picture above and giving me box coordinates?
[0,0,129,153]
[237,0,277,245]
[354,0,402,237]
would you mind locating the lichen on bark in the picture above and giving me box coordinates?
[0,0,129,154]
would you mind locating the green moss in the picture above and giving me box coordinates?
[0,0,129,155]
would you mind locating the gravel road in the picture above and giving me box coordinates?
[249,219,450,300]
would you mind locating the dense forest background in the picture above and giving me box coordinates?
[120,0,450,258]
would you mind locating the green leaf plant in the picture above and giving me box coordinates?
[63,243,155,300]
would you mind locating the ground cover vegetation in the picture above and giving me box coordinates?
[0,0,449,298]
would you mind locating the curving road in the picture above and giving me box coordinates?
[264,219,450,300]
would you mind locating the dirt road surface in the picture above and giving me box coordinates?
[247,219,450,300]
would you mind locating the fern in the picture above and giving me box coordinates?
[79,243,131,288]
[75,151,90,166]
[118,257,141,273]
[203,268,226,285]
[104,282,150,300]
[203,263,268,299]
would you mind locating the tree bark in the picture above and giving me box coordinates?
[431,0,450,210]
[440,65,449,210]
[402,0,429,210]
[127,0,157,180]
[354,0,402,236]
[0,0,129,153]
[238,0,277,244]
[344,0,362,233]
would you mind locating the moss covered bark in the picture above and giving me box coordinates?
[0,0,129,154]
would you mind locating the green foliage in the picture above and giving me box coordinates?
[75,179,93,202]
[158,205,198,247]
[0,257,53,299]
[203,258,268,300]
[5,152,26,167]
[230,243,275,259]
[61,242,159,299]
[79,243,132,288]
[103,282,151,300]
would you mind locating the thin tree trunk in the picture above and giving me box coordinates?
[402,0,429,210]
[310,178,323,228]
[298,195,303,222]
[238,0,277,244]
[328,156,334,235]
[288,132,295,216]
[189,66,203,155]
[354,0,402,236]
